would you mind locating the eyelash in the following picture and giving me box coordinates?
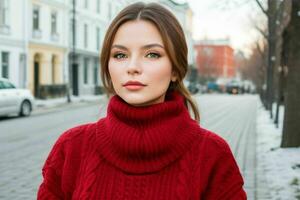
[112,52,161,59]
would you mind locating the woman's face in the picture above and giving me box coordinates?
[108,20,176,106]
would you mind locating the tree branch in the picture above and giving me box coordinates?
[255,0,268,16]
[255,24,269,39]
[256,42,265,58]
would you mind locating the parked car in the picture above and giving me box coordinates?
[226,80,242,94]
[0,78,35,117]
[187,83,199,94]
[183,80,201,94]
[206,82,220,93]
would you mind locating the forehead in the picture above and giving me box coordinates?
[112,20,164,46]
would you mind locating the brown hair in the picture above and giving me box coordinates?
[100,2,200,122]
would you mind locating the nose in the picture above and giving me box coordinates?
[127,55,142,75]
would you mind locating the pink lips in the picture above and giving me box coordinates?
[123,81,146,90]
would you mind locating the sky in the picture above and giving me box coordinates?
[186,0,266,56]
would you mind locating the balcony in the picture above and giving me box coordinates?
[51,32,60,42]
[0,25,10,35]
[32,29,42,39]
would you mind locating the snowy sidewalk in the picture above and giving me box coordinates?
[256,103,300,200]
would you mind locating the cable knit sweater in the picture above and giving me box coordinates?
[37,92,247,200]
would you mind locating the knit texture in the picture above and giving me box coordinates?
[37,92,247,200]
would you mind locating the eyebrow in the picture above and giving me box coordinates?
[111,43,164,50]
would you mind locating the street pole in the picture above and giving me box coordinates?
[67,0,77,103]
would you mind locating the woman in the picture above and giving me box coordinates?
[38,2,247,199]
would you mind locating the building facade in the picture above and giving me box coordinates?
[0,0,27,88]
[68,0,135,96]
[28,0,69,98]
[194,40,236,79]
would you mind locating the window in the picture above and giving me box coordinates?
[2,80,15,89]
[1,52,9,78]
[51,55,56,84]
[203,47,213,56]
[108,2,112,19]
[69,19,74,45]
[33,6,40,30]
[84,24,88,48]
[51,11,57,34]
[0,0,9,26]
[84,0,88,9]
[94,59,98,85]
[84,58,88,84]
[96,27,100,50]
[96,0,100,13]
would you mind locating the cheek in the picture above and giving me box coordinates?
[108,61,120,81]
[150,61,173,82]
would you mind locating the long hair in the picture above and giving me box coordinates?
[100,2,200,122]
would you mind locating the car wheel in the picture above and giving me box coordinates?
[20,101,31,117]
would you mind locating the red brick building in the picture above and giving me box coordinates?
[194,40,236,79]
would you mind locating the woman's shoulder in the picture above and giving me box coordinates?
[195,126,233,155]
[53,119,103,150]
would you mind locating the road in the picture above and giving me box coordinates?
[0,100,107,200]
[0,94,258,199]
[196,94,258,200]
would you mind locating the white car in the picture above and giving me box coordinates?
[0,78,35,117]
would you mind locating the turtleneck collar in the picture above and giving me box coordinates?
[95,91,200,174]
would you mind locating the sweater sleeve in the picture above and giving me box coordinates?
[202,138,247,200]
[37,133,68,200]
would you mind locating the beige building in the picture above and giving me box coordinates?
[28,44,67,98]
[28,0,69,98]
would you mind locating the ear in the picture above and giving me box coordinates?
[171,71,177,82]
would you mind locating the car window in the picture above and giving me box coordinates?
[0,81,4,89]
[2,81,16,89]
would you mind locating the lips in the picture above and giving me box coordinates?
[123,81,146,86]
[123,81,146,91]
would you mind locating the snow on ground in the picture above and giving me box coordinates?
[256,101,300,200]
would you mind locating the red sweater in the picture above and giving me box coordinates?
[37,92,247,199]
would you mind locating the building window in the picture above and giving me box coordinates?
[0,0,9,26]
[108,2,112,19]
[84,58,88,84]
[69,19,74,46]
[84,0,88,9]
[51,11,57,34]
[96,27,100,50]
[1,52,9,78]
[94,59,98,85]
[51,55,56,84]
[203,47,213,56]
[96,0,100,13]
[84,24,88,48]
[33,6,40,31]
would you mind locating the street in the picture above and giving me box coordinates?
[0,100,107,200]
[196,94,257,199]
[0,94,258,200]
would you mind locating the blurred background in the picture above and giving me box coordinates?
[0,0,299,199]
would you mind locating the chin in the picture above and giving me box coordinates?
[122,96,150,106]
[119,92,164,107]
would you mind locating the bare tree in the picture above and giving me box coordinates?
[255,0,291,120]
[273,1,292,126]
[281,0,300,147]
[239,40,267,99]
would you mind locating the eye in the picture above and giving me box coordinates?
[146,52,161,59]
[113,53,127,59]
